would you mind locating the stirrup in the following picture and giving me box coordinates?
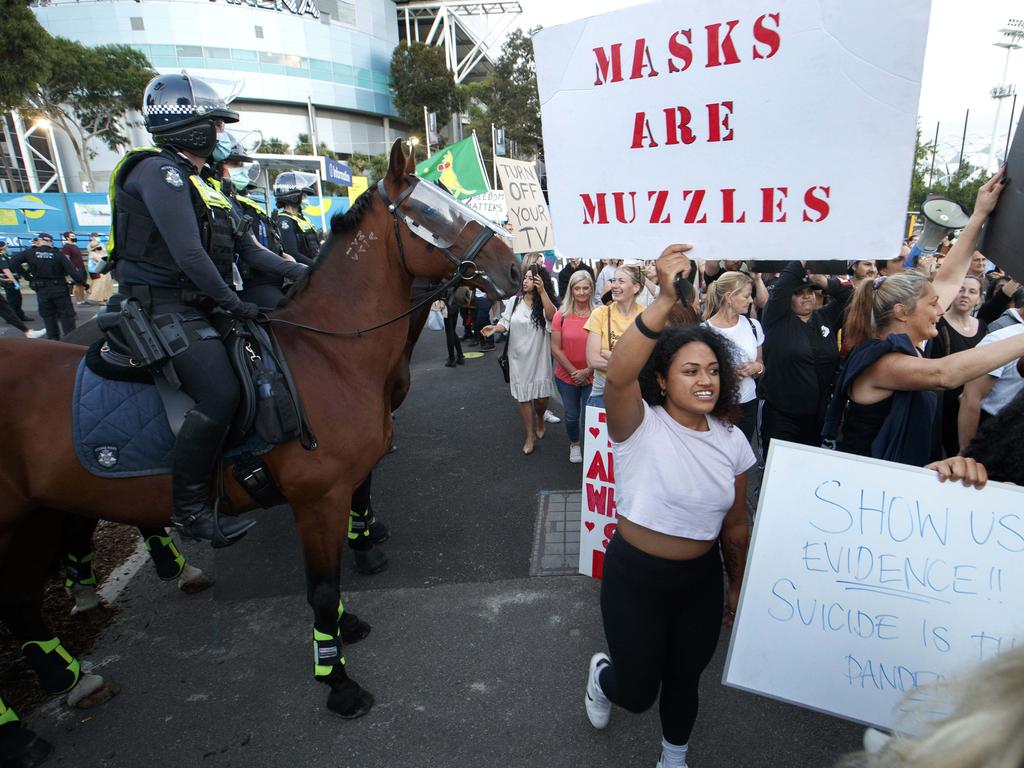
[175,498,255,549]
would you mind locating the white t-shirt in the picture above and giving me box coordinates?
[704,316,764,404]
[595,265,617,298]
[979,324,1024,415]
[612,401,756,540]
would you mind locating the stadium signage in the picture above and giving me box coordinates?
[221,0,320,20]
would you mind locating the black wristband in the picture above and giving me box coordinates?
[634,312,662,340]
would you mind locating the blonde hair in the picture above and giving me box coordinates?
[614,264,644,294]
[837,646,1024,768]
[844,271,929,348]
[560,270,595,316]
[703,271,753,320]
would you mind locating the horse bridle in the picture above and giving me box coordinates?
[268,174,503,338]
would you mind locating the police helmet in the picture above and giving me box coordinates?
[142,73,240,156]
[273,171,318,206]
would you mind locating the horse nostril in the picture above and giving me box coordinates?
[509,264,521,285]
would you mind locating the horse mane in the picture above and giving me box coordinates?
[281,186,378,306]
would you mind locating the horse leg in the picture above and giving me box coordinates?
[294,493,374,719]
[138,527,215,594]
[0,693,53,768]
[59,514,101,615]
[349,472,388,576]
[0,511,118,710]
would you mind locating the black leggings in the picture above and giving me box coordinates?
[443,307,462,361]
[599,534,723,746]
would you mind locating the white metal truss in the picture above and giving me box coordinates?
[397,0,522,84]
[9,110,65,194]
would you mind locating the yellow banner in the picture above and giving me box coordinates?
[348,175,369,204]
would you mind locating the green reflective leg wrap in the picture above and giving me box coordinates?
[21,637,81,695]
[348,508,373,551]
[0,696,19,727]
[144,535,186,581]
[64,552,96,588]
[313,627,344,678]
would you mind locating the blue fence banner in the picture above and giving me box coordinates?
[324,159,353,187]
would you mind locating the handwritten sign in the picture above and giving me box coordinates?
[494,157,554,253]
[579,406,617,578]
[466,190,509,224]
[533,0,930,261]
[724,441,1024,731]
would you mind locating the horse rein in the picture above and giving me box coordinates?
[267,175,498,338]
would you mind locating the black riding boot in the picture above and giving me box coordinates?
[172,411,255,548]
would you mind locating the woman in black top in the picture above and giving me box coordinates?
[927,275,987,456]
[758,260,852,453]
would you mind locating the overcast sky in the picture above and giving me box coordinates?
[504,0,1022,176]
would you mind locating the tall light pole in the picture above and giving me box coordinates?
[989,19,1024,171]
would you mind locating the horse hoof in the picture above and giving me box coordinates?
[0,727,54,768]
[178,564,216,594]
[326,684,375,720]
[353,548,389,576]
[67,674,121,709]
[68,584,101,616]
[339,612,371,644]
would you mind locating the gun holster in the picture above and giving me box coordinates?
[96,297,190,367]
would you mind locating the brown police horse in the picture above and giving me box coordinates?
[0,140,519,718]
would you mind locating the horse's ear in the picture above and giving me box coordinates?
[387,139,407,183]
[403,143,416,175]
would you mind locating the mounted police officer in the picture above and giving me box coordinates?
[271,171,322,262]
[7,232,84,339]
[108,72,257,547]
[210,131,308,308]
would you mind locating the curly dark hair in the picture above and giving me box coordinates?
[963,387,1024,484]
[638,325,742,425]
[521,263,555,331]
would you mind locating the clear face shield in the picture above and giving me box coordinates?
[400,180,512,251]
[275,171,320,197]
[185,72,245,118]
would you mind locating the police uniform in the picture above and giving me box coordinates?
[8,237,83,339]
[272,209,321,263]
[111,72,256,547]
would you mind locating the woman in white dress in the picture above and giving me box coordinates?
[481,264,557,454]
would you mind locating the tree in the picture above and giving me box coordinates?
[27,39,154,191]
[390,42,456,130]
[294,132,334,158]
[258,137,291,154]
[907,126,987,216]
[0,0,52,112]
[347,152,389,185]
[487,28,543,158]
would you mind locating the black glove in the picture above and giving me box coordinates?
[231,301,262,320]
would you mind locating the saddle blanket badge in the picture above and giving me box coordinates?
[94,445,120,468]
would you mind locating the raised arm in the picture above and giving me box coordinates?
[605,244,692,442]
[762,260,805,328]
[932,169,1006,310]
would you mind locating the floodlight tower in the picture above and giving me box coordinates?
[989,18,1024,171]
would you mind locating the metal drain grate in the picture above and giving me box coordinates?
[529,490,582,577]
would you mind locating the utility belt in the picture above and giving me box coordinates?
[120,284,217,312]
[31,278,68,290]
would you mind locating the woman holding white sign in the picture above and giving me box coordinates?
[584,264,646,408]
[583,244,753,768]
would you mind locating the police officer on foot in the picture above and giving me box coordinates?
[210,130,307,308]
[8,233,84,340]
[272,172,322,263]
[109,72,257,547]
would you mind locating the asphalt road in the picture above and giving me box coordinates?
[14,300,863,767]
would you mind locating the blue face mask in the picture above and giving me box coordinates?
[212,133,233,162]
[229,166,253,189]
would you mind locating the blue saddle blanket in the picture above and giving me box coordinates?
[72,360,270,478]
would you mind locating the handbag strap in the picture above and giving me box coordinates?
[501,296,520,358]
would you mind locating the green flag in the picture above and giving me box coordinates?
[415,135,489,200]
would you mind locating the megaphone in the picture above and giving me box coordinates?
[905,195,970,267]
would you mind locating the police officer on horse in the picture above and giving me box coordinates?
[108,73,257,547]
[271,172,322,263]
[210,131,308,308]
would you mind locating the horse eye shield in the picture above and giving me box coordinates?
[399,179,512,250]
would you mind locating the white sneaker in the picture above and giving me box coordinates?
[26,329,47,339]
[569,444,583,464]
[543,410,561,424]
[585,652,611,729]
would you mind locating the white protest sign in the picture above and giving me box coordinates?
[725,441,1024,731]
[533,0,930,261]
[579,406,616,578]
[466,190,509,224]
[495,157,554,253]
[73,202,111,227]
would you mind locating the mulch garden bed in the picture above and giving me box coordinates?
[0,521,140,714]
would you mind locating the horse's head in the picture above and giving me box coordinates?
[378,139,520,300]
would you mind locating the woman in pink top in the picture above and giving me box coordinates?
[551,270,595,464]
